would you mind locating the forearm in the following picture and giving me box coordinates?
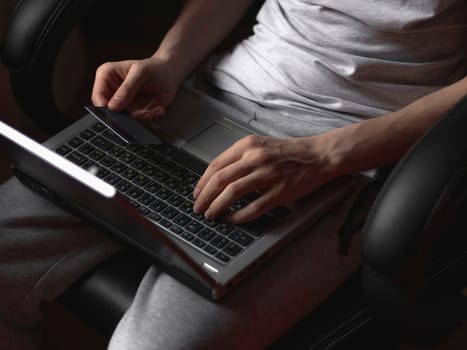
[316,76,467,178]
[152,0,256,85]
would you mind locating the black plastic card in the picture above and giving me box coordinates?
[85,105,162,145]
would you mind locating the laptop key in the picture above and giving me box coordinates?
[164,177,180,190]
[190,212,205,221]
[56,145,72,156]
[96,168,110,179]
[91,122,106,133]
[127,186,143,199]
[138,193,156,206]
[198,228,216,241]
[173,214,191,226]
[211,235,229,249]
[159,219,172,228]
[161,207,179,219]
[216,222,235,235]
[104,173,121,185]
[229,230,254,247]
[203,218,220,228]
[147,212,161,223]
[150,200,167,212]
[111,162,127,174]
[121,168,138,180]
[138,206,150,216]
[157,158,176,172]
[66,152,87,165]
[223,242,242,257]
[79,129,96,140]
[170,225,183,235]
[152,144,177,156]
[171,165,188,179]
[215,252,231,263]
[99,155,116,167]
[135,146,151,157]
[67,137,83,148]
[181,231,195,241]
[182,172,200,185]
[131,158,148,170]
[142,165,158,177]
[115,180,131,192]
[203,245,218,256]
[186,220,203,234]
[90,136,113,151]
[155,187,173,200]
[167,194,184,207]
[129,200,140,209]
[89,149,104,161]
[144,181,161,193]
[109,145,125,157]
[119,152,135,164]
[78,144,94,155]
[82,160,96,171]
[133,174,150,187]
[179,201,194,214]
[176,184,194,197]
[192,238,206,248]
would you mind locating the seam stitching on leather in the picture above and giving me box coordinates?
[28,0,72,71]
[319,317,372,350]
[9,0,25,22]
[308,309,368,349]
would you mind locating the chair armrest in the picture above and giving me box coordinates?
[362,95,467,277]
[59,250,151,337]
[1,0,97,134]
[361,95,467,343]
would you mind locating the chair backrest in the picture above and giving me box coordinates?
[1,0,98,134]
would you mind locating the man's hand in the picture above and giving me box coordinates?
[193,134,338,223]
[91,58,181,120]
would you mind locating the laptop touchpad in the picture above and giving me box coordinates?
[182,122,248,162]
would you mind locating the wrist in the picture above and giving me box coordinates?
[151,50,187,87]
[304,131,351,179]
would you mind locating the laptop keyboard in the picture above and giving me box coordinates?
[55,122,290,264]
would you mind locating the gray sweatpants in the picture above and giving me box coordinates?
[0,85,365,349]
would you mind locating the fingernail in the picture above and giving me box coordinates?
[110,96,121,108]
[193,187,200,199]
[204,210,213,220]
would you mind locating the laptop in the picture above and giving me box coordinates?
[0,86,359,300]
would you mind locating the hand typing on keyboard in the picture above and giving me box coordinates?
[193,133,341,224]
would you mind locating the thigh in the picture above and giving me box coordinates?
[109,181,365,350]
[0,178,122,326]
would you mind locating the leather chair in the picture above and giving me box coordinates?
[2,1,467,348]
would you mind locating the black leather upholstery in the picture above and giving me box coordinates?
[59,250,151,337]
[361,96,467,343]
[363,97,467,276]
[1,0,97,134]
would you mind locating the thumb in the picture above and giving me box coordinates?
[108,65,144,111]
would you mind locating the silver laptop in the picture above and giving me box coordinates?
[0,86,358,300]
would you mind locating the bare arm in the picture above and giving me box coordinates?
[92,0,256,115]
[322,75,467,178]
[194,76,467,222]
[152,0,257,85]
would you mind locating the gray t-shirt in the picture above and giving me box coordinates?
[205,0,467,136]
